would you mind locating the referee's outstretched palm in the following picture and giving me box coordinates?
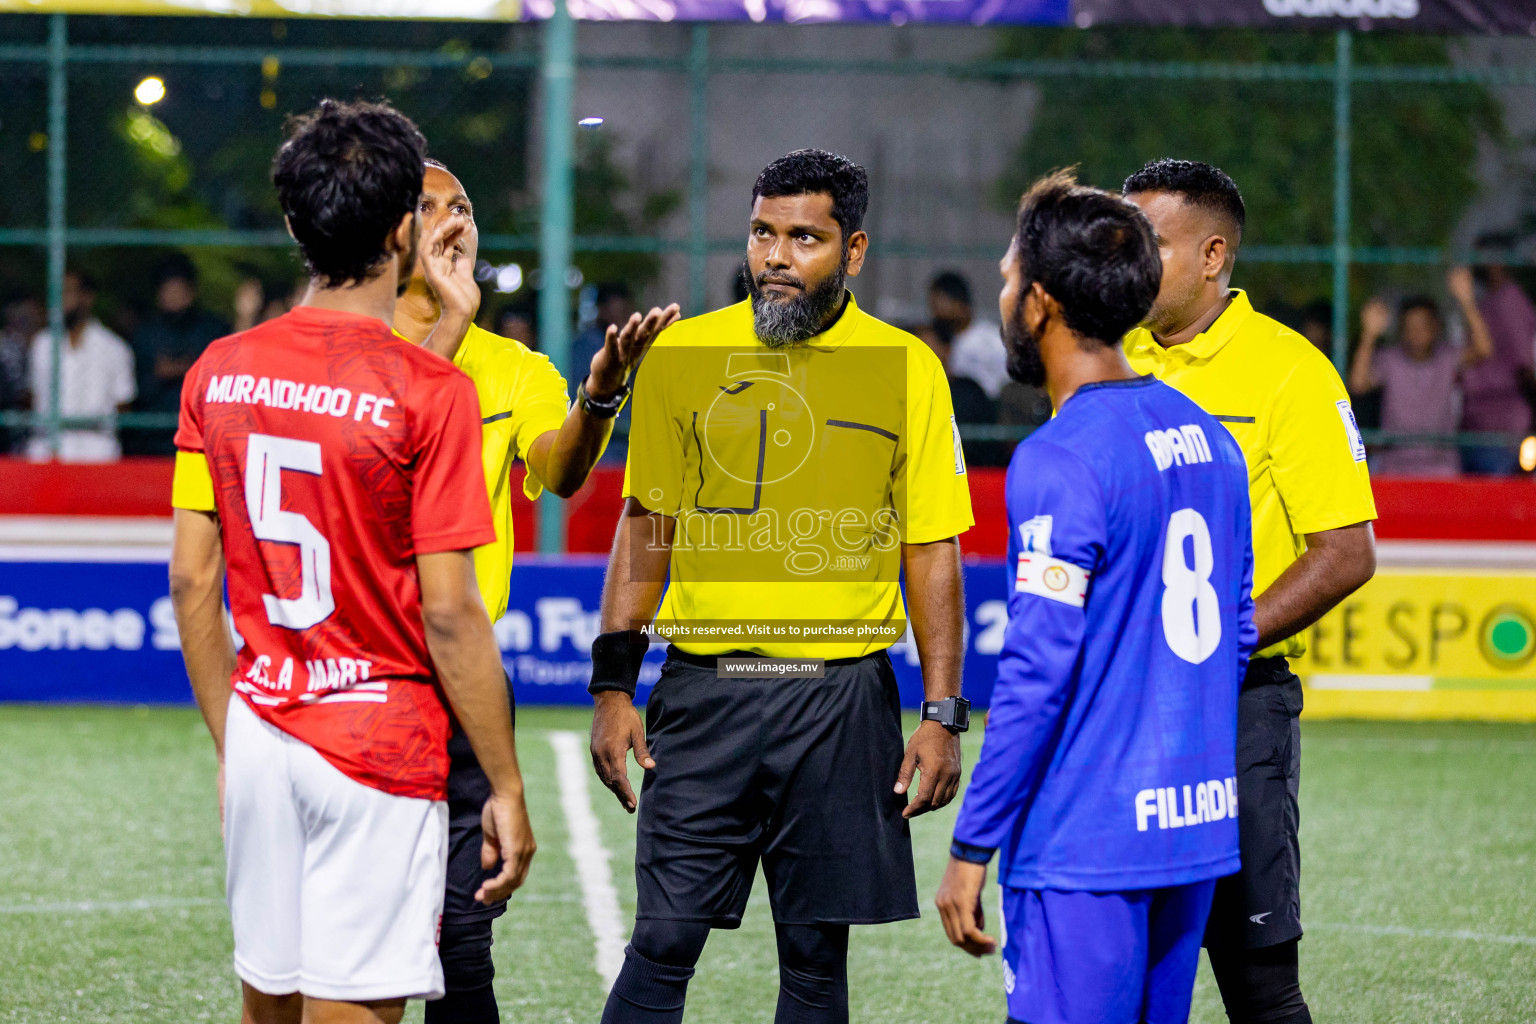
[588,304,681,397]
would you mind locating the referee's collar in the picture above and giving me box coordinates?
[1127,289,1252,364]
[797,290,861,352]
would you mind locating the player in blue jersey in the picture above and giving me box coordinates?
[934,171,1257,1024]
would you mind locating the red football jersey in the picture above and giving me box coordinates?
[175,306,497,800]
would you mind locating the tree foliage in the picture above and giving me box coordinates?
[0,12,673,331]
[992,26,1504,313]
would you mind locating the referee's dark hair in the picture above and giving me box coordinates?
[752,149,869,241]
[1014,170,1162,346]
[1123,158,1246,242]
[273,98,427,288]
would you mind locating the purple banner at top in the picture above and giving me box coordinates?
[520,0,1531,31]
[521,0,1068,24]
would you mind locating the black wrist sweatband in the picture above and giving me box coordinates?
[588,630,651,698]
[949,840,996,865]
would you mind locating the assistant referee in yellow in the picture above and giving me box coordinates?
[587,149,974,1024]
[394,158,678,1024]
[1123,159,1377,1024]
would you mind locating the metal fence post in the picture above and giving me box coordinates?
[687,24,709,316]
[537,0,576,555]
[46,13,68,458]
[1331,28,1351,376]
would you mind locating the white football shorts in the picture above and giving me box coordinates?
[223,696,449,1002]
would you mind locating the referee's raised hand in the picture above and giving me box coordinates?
[590,691,655,813]
[587,304,680,398]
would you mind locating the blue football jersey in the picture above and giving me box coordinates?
[952,376,1256,891]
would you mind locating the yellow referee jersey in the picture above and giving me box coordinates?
[1124,289,1377,660]
[623,296,975,659]
[451,323,570,622]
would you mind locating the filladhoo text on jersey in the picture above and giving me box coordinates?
[1134,777,1238,831]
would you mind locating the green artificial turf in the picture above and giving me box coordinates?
[1,706,1533,1023]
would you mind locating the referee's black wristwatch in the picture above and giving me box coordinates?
[921,696,971,734]
[577,375,631,419]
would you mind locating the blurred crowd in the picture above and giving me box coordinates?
[3,252,1534,475]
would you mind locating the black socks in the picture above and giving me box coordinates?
[600,944,700,1024]
[600,920,851,1024]
[1207,938,1312,1024]
[773,923,850,1024]
[427,918,499,1024]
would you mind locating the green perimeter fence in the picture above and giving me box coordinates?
[2,11,1535,550]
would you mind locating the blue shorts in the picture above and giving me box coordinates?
[1001,880,1217,1024]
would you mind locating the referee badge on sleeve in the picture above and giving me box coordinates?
[951,414,966,475]
[1016,553,1090,608]
[1336,400,1367,463]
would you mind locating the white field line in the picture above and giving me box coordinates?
[0,896,223,914]
[549,729,627,990]
[1310,921,1536,946]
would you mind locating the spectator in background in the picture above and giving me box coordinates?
[0,293,42,453]
[930,270,1008,399]
[1465,239,1536,474]
[907,307,1001,465]
[1298,300,1333,358]
[1349,268,1492,476]
[495,297,539,351]
[129,253,229,454]
[260,278,305,325]
[27,270,135,463]
[571,281,636,381]
[1302,297,1382,430]
[231,275,265,334]
[570,282,638,462]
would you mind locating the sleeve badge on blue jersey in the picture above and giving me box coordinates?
[1016,553,1090,607]
[1018,514,1053,556]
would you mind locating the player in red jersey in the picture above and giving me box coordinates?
[168,99,534,1024]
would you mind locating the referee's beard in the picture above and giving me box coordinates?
[745,251,848,348]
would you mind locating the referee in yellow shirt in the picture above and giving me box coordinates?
[395,159,679,1024]
[588,149,974,1024]
[1123,159,1377,1024]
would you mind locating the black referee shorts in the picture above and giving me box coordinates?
[634,647,917,928]
[1205,656,1304,951]
[442,672,517,924]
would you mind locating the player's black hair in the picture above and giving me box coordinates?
[1123,158,1246,241]
[424,156,451,173]
[1399,294,1441,323]
[752,149,869,241]
[272,98,426,288]
[929,271,971,306]
[1013,170,1162,345]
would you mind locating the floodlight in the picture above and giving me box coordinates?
[135,77,166,106]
